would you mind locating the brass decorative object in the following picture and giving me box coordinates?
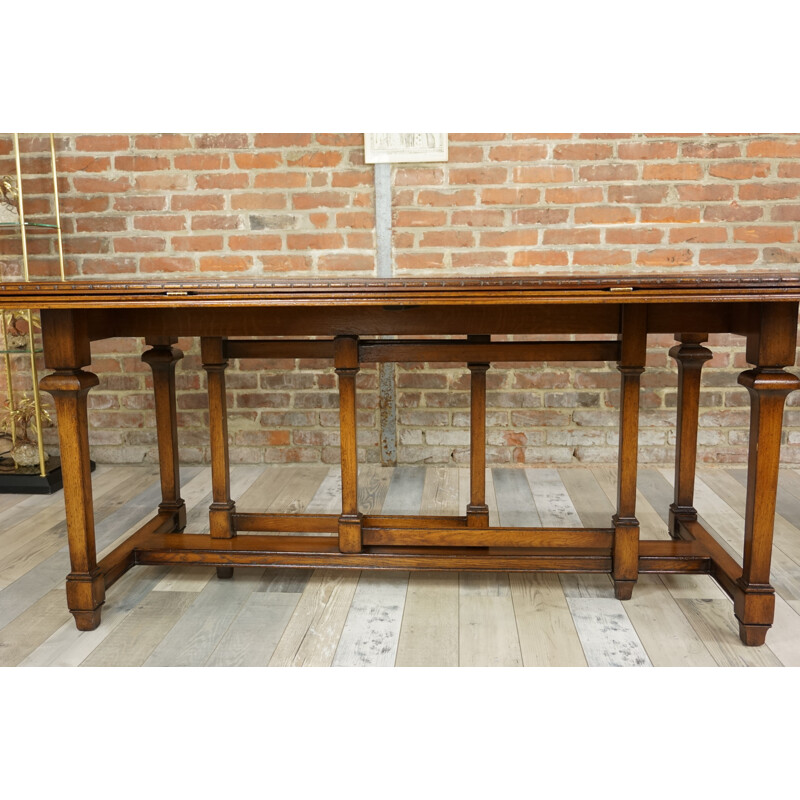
[0,133,68,491]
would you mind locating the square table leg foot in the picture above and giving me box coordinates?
[72,608,102,631]
[216,566,234,579]
[738,622,769,647]
[614,580,635,601]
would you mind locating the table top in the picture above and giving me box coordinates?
[1,271,799,309]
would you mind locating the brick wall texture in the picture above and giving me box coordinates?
[1,133,799,466]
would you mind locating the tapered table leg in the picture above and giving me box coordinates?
[39,310,104,630]
[668,334,712,539]
[142,337,186,531]
[612,306,647,600]
[335,335,362,553]
[736,303,800,645]
[201,337,235,578]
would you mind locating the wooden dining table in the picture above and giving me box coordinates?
[2,271,798,646]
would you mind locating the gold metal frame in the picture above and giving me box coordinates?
[1,133,66,477]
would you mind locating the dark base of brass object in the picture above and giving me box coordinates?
[0,456,96,494]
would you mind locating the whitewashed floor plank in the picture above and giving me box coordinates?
[269,569,360,667]
[144,569,265,667]
[81,591,198,667]
[525,468,582,527]
[677,599,783,667]
[491,468,540,527]
[510,573,587,667]
[380,466,425,515]
[332,571,409,667]
[395,572,459,667]
[0,588,72,667]
[205,592,300,667]
[567,598,652,667]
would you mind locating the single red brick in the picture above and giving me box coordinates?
[489,144,549,161]
[135,173,189,191]
[135,134,192,150]
[191,215,242,231]
[253,254,308,272]
[171,194,225,211]
[75,134,130,151]
[233,152,283,170]
[135,214,187,231]
[396,168,445,185]
[255,133,313,147]
[545,187,603,204]
[703,204,762,222]
[575,206,635,224]
[172,235,224,251]
[196,173,249,190]
[553,143,613,160]
[451,252,508,268]
[618,142,678,159]
[771,205,800,222]
[642,163,703,180]
[572,249,632,266]
[174,154,230,170]
[669,227,727,243]
[637,248,693,267]
[420,230,475,248]
[512,208,570,225]
[62,196,110,213]
[607,185,668,204]
[72,175,132,193]
[579,164,639,181]
[113,195,167,212]
[58,156,111,173]
[739,183,800,200]
[778,163,800,179]
[77,216,127,232]
[449,167,508,184]
[479,230,539,247]
[287,151,343,168]
[396,253,446,269]
[318,254,374,271]
[514,166,574,183]
[543,228,601,244]
[418,189,476,206]
[346,232,373,248]
[450,210,505,226]
[606,228,664,244]
[512,250,569,266]
[115,155,170,171]
[394,210,448,227]
[699,248,758,265]
[198,255,252,271]
[446,146,484,163]
[331,171,373,187]
[642,206,702,223]
[734,226,794,243]
[675,184,734,201]
[252,172,305,189]
[140,256,195,272]
[708,161,770,180]
[194,134,249,149]
[481,188,540,205]
[229,234,282,250]
[114,236,166,252]
[681,142,741,158]
[231,193,286,210]
[286,233,344,250]
[292,192,348,209]
[746,140,800,158]
[315,133,362,146]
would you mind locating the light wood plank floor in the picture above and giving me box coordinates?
[2,463,799,668]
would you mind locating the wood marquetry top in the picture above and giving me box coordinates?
[1,270,799,308]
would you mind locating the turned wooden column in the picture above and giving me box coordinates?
[668,334,712,539]
[335,335,362,553]
[142,337,186,531]
[467,334,490,527]
[39,309,104,631]
[735,302,800,646]
[201,337,235,579]
[612,305,647,601]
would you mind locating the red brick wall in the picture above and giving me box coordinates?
[1,133,799,465]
